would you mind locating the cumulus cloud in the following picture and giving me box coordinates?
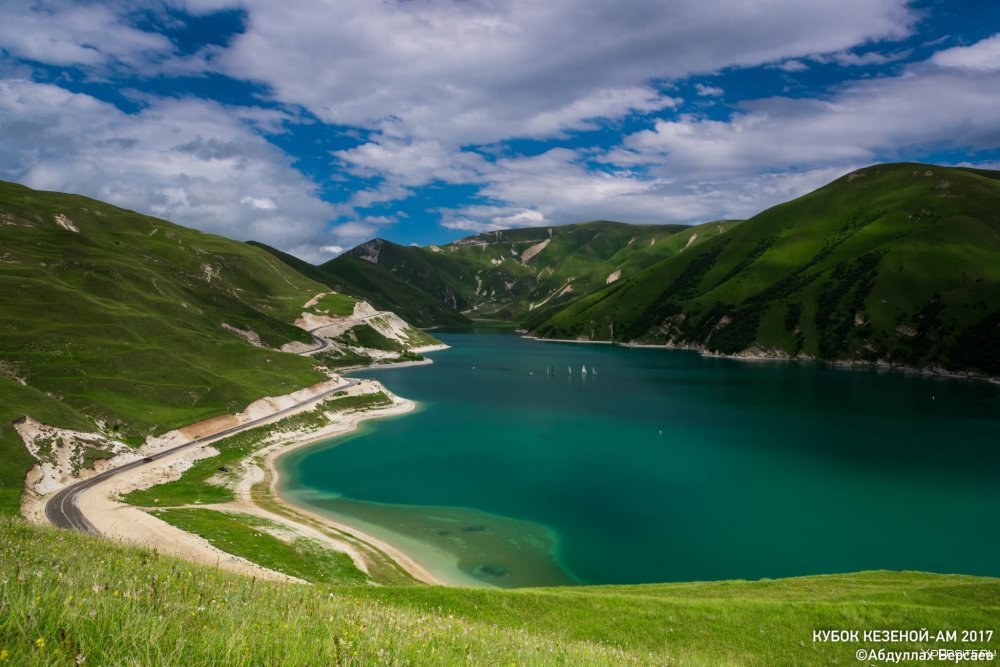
[441,207,546,233]
[604,53,1000,179]
[0,79,337,258]
[931,33,1000,71]
[335,138,489,187]
[9,0,990,256]
[436,35,1000,233]
[777,59,809,72]
[241,196,277,210]
[215,0,914,147]
[442,153,859,232]
[0,1,173,69]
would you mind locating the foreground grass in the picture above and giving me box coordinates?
[150,508,367,585]
[0,518,647,666]
[2,517,998,666]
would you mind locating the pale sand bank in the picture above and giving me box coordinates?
[31,375,451,585]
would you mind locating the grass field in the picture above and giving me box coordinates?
[149,508,367,585]
[1,517,997,665]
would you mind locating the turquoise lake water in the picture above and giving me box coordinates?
[278,331,1000,588]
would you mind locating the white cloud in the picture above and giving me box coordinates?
[778,59,809,72]
[441,217,506,233]
[13,0,988,255]
[241,196,277,210]
[931,33,1000,72]
[441,207,546,233]
[809,49,912,67]
[335,138,489,187]
[0,79,338,258]
[214,0,914,147]
[320,244,346,255]
[442,150,859,232]
[329,221,379,243]
[0,1,174,70]
[434,37,1000,233]
[604,52,1000,179]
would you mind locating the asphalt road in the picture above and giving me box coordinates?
[45,356,358,533]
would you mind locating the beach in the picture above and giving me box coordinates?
[29,370,452,587]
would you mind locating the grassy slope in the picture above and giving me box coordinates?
[254,221,732,327]
[2,517,998,665]
[249,241,471,327]
[0,181,331,513]
[335,221,735,323]
[149,508,367,585]
[532,164,1000,376]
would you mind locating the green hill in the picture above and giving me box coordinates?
[259,220,736,326]
[530,164,1000,378]
[0,181,335,513]
[3,516,997,666]
[247,242,472,327]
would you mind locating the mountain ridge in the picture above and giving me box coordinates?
[259,162,1000,380]
[530,163,1000,378]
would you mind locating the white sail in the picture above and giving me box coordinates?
[581,365,588,374]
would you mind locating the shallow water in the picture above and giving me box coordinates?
[278,331,1000,587]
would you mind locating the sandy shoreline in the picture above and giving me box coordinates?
[29,369,454,586]
[254,396,453,586]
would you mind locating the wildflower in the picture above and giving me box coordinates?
[75,654,86,665]
[35,637,45,650]
[0,648,9,662]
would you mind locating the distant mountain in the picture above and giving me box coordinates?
[530,164,1000,378]
[257,220,736,327]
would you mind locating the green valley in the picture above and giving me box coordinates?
[262,163,1000,379]
[259,219,736,325]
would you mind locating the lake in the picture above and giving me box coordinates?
[278,331,1000,588]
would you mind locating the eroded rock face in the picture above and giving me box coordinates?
[15,416,136,496]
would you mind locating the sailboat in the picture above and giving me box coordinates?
[581,365,588,375]
[568,365,572,374]
[591,367,597,375]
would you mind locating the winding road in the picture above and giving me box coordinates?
[45,327,355,534]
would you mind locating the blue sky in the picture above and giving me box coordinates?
[1,1,998,261]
